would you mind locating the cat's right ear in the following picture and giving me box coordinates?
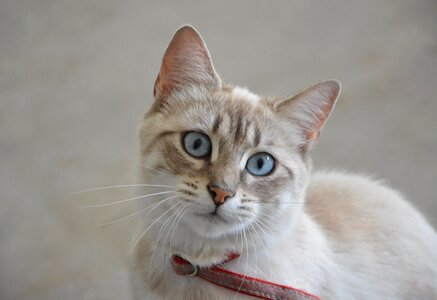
[274,80,341,150]
[153,25,222,103]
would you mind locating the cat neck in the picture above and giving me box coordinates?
[149,208,308,268]
[159,222,245,267]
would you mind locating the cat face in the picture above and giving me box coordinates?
[138,26,340,241]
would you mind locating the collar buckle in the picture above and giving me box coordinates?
[171,255,198,277]
[186,264,198,277]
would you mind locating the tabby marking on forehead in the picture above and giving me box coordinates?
[213,91,269,144]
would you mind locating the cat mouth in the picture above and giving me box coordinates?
[194,210,227,223]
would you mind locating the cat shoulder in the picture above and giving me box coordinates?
[306,171,429,228]
[306,171,436,242]
[308,171,406,206]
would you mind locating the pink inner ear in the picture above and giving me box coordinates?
[154,72,174,100]
[305,95,336,141]
[306,130,320,142]
[153,26,221,102]
[275,80,341,147]
[153,74,161,98]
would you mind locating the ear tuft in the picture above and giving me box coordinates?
[275,80,341,149]
[154,25,221,102]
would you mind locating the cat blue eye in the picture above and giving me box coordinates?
[246,152,275,176]
[182,131,212,158]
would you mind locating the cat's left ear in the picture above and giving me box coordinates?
[274,80,341,150]
[153,25,222,102]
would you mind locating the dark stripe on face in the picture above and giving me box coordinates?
[161,142,193,175]
[239,171,247,185]
[283,165,294,179]
[179,189,196,196]
[254,124,261,146]
[157,131,176,139]
[243,119,252,141]
[234,118,244,141]
[212,114,222,134]
[143,130,176,156]
[253,176,290,200]
[183,181,198,189]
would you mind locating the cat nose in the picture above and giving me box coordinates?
[207,185,235,206]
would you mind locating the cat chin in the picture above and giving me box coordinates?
[184,212,248,239]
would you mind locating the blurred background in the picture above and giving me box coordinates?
[1,0,436,299]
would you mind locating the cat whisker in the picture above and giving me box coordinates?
[98,195,178,227]
[240,198,257,203]
[233,221,244,263]
[235,222,250,299]
[129,201,182,254]
[177,189,197,197]
[148,203,183,282]
[143,165,174,177]
[160,207,184,262]
[81,191,175,208]
[68,184,174,196]
[256,211,282,233]
[248,223,270,280]
[258,210,280,221]
[247,224,259,277]
[168,203,191,256]
[252,220,274,280]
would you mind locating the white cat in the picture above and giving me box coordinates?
[130,25,437,299]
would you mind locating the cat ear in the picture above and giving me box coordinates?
[153,25,222,102]
[274,80,341,150]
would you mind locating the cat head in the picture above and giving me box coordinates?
[138,25,340,241]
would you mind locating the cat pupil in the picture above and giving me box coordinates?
[257,158,264,169]
[193,138,202,150]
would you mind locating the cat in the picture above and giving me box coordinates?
[130,25,437,299]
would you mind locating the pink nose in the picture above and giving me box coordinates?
[208,186,234,206]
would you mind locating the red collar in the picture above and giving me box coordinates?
[171,253,320,300]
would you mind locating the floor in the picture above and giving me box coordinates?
[0,1,436,299]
